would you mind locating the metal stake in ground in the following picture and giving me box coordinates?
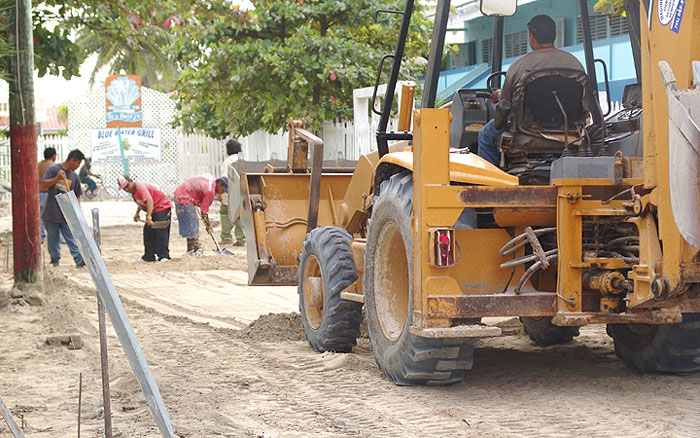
[92,208,113,438]
[0,394,25,437]
[57,192,175,438]
[78,372,82,438]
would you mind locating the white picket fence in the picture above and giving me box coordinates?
[179,120,358,180]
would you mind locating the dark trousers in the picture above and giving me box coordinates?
[143,208,171,261]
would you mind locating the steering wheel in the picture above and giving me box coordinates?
[486,71,507,93]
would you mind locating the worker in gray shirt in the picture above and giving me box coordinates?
[477,14,585,166]
[40,149,86,268]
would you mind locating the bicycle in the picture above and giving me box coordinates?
[82,176,120,201]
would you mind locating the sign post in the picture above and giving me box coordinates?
[105,74,144,174]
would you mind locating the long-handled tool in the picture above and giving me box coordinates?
[206,227,235,255]
[138,218,170,229]
[197,207,235,255]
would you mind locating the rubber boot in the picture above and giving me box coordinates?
[187,238,203,256]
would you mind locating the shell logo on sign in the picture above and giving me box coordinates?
[105,74,143,128]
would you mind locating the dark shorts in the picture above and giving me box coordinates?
[175,203,199,238]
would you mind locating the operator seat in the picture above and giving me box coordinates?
[499,68,591,184]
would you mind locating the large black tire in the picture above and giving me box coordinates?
[520,316,580,346]
[298,226,363,353]
[607,313,700,374]
[364,172,476,386]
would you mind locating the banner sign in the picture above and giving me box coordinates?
[90,128,162,164]
[105,74,143,128]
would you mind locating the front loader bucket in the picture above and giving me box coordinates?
[238,172,353,286]
[660,61,700,248]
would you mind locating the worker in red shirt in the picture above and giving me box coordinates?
[118,175,173,262]
[173,174,228,256]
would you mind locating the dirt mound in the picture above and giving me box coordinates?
[239,312,305,342]
[494,317,524,336]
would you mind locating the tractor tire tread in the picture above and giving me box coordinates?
[520,316,580,346]
[366,172,476,386]
[608,313,700,375]
[299,226,362,353]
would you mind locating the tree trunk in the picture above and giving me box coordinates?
[8,0,41,284]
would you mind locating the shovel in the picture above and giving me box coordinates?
[206,226,235,255]
[197,207,235,255]
[138,218,170,229]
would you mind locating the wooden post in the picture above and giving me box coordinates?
[7,0,40,284]
[92,209,113,438]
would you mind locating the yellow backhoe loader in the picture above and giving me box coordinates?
[230,0,700,385]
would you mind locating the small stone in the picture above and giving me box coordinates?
[0,289,9,308]
[24,290,44,306]
[46,334,83,350]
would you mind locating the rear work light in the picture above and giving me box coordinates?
[430,228,455,267]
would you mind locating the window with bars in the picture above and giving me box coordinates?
[576,14,625,43]
[482,38,493,66]
[609,14,629,37]
[505,30,529,58]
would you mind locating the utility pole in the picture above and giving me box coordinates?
[7,0,41,284]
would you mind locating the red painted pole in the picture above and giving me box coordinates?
[8,0,41,284]
[10,124,40,282]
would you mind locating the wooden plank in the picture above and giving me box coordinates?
[57,192,175,438]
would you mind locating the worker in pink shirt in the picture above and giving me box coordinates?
[173,174,228,256]
[118,175,173,262]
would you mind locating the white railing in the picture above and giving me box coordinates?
[178,120,359,181]
[177,132,227,179]
[0,135,70,185]
[353,82,410,157]
[38,134,70,161]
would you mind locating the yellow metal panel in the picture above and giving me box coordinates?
[378,150,519,187]
[398,83,415,131]
[337,153,377,228]
[640,0,700,293]
[425,277,462,295]
[413,109,451,328]
[450,229,525,295]
[556,184,582,312]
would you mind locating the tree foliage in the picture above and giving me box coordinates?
[44,0,189,91]
[172,0,431,138]
[593,0,626,16]
[0,1,84,81]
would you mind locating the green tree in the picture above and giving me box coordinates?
[44,0,189,91]
[172,0,431,138]
[76,30,179,91]
[0,1,84,81]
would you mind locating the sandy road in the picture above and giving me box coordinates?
[1,202,700,437]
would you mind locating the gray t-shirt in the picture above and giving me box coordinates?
[501,48,585,102]
[42,163,82,223]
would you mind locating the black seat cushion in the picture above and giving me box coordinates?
[522,75,585,131]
